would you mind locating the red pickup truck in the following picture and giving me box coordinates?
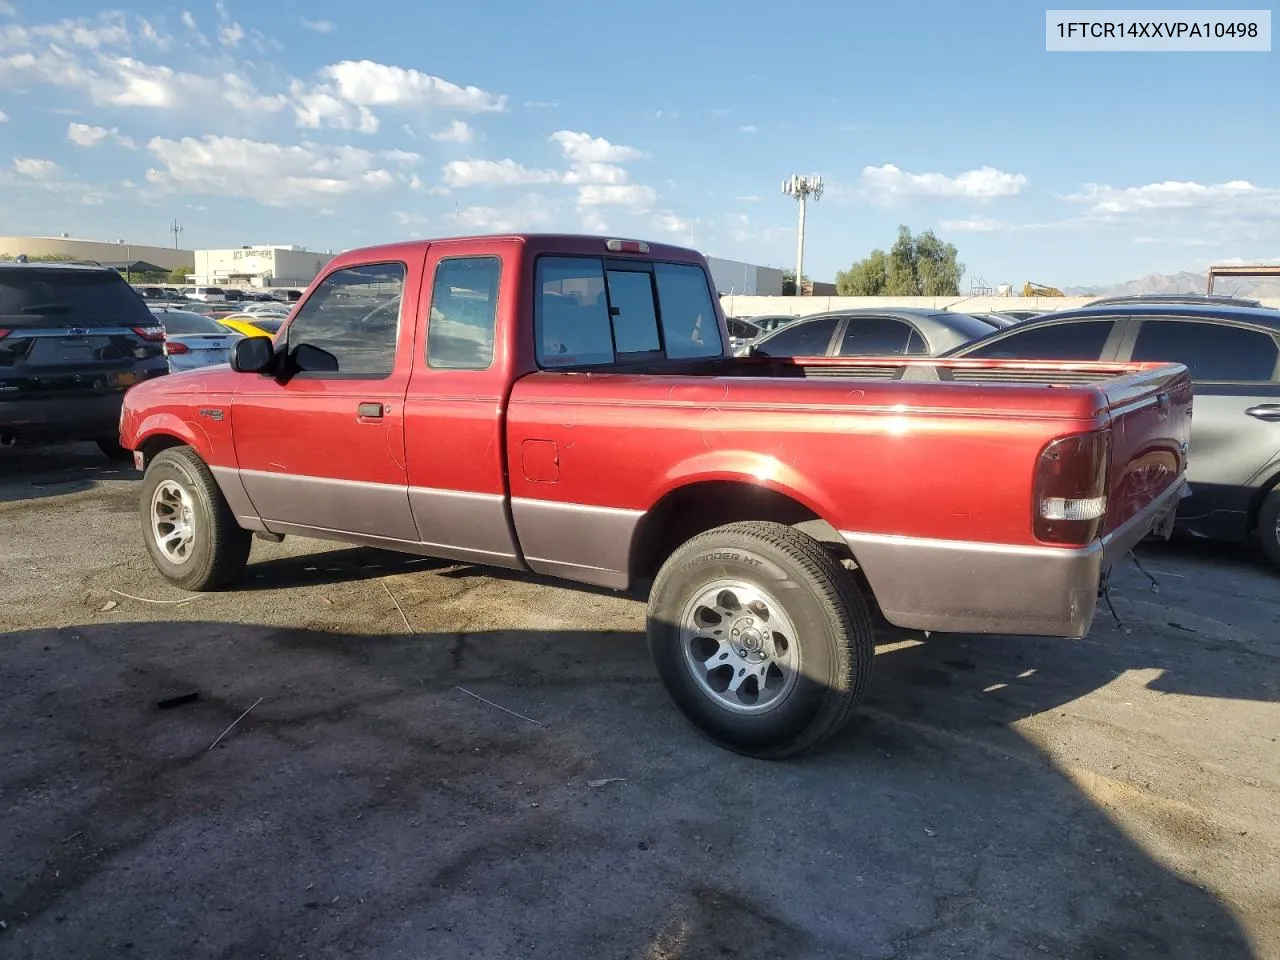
[118,234,1191,757]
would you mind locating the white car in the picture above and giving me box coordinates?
[180,286,227,303]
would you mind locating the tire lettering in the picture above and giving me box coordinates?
[697,551,762,566]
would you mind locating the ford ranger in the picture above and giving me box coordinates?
[118,234,1192,757]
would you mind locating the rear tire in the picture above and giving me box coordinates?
[139,446,251,591]
[96,436,132,462]
[1256,487,1280,569]
[646,521,875,759]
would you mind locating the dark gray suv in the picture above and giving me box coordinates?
[0,261,169,459]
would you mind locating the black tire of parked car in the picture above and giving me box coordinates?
[1255,487,1280,570]
[96,437,133,462]
[138,446,251,591]
[646,521,875,759]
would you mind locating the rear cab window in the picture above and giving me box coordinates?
[535,256,723,367]
[0,267,152,328]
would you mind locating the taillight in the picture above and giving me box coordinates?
[1032,431,1111,545]
[132,325,166,341]
[164,341,190,355]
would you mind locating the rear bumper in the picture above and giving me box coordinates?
[0,392,127,442]
[843,478,1187,639]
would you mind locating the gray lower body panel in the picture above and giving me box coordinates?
[238,468,418,542]
[407,486,523,570]
[510,497,644,590]
[844,479,1187,639]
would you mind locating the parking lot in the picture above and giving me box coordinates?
[2,444,1278,959]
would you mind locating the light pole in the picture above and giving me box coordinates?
[116,238,132,283]
[781,174,823,295]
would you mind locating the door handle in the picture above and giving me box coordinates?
[1245,404,1280,422]
[357,402,384,419]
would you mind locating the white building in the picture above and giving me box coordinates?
[192,245,335,288]
[705,256,786,296]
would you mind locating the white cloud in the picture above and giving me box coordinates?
[0,109,7,122]
[137,18,167,48]
[180,11,197,30]
[289,81,378,133]
[561,161,629,185]
[657,212,691,234]
[1,15,132,51]
[737,194,764,202]
[939,216,1005,232]
[456,193,556,233]
[861,163,1028,200]
[0,2,14,16]
[14,157,57,178]
[430,119,474,143]
[525,100,558,109]
[550,130,642,164]
[67,121,136,149]
[1065,179,1280,216]
[382,148,421,166]
[577,184,657,210]
[144,135,396,207]
[739,124,758,134]
[442,158,560,188]
[393,210,429,227]
[320,60,506,112]
[580,209,609,232]
[301,18,336,33]
[217,21,245,46]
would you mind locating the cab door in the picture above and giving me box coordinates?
[231,257,423,541]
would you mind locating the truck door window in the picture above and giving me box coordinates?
[1130,319,1278,382]
[427,256,500,369]
[604,269,661,354]
[285,261,404,378]
[655,262,723,359]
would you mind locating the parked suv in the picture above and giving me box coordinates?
[0,261,169,459]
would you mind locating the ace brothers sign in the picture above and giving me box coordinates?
[228,247,276,275]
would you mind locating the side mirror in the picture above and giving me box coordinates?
[292,342,339,373]
[230,336,275,374]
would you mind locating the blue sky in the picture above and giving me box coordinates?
[0,1,1276,287]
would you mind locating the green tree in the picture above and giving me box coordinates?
[836,225,964,297]
[781,269,810,296]
[168,266,193,283]
[836,249,888,295]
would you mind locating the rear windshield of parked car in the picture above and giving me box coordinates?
[0,268,152,328]
[157,310,228,335]
[535,256,724,366]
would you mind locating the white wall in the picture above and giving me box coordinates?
[717,294,1280,316]
[193,246,334,286]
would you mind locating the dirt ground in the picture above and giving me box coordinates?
[2,443,1278,960]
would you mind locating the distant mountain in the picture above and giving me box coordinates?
[1063,271,1280,299]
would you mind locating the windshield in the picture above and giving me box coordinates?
[0,267,153,327]
[157,310,228,335]
[254,317,284,333]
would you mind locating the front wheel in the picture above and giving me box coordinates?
[139,447,251,590]
[1256,486,1280,570]
[646,521,875,759]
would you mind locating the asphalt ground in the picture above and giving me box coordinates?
[2,443,1277,959]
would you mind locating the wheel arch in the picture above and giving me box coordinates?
[629,476,856,585]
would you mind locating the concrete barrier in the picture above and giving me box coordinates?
[720,295,1280,317]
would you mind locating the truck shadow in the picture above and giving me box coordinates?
[1,604,1268,957]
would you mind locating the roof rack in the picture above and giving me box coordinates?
[1085,293,1264,309]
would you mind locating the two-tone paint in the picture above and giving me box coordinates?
[120,235,1191,640]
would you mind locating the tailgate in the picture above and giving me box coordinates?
[1096,361,1192,540]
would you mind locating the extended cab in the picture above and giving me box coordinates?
[119,234,1192,757]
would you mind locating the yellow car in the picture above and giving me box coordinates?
[218,315,286,339]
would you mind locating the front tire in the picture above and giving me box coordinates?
[1256,487,1280,570]
[647,521,875,758]
[139,447,251,590]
